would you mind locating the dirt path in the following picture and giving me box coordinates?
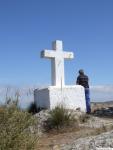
[38,128,101,149]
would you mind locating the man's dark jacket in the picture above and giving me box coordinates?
[76,74,89,88]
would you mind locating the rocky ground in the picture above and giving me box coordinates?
[35,102,113,150]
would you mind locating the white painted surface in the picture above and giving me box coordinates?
[34,85,86,112]
[41,40,74,87]
[35,40,86,112]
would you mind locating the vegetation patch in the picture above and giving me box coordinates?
[44,104,78,131]
[0,100,38,150]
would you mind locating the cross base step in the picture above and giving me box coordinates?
[34,85,86,112]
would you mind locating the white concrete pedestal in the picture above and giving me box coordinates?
[34,85,86,112]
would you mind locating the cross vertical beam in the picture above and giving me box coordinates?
[41,40,74,87]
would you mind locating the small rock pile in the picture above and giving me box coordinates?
[93,107,113,117]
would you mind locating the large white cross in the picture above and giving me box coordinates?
[41,40,74,87]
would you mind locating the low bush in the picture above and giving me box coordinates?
[0,100,38,150]
[44,104,77,130]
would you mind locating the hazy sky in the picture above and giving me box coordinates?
[0,0,113,86]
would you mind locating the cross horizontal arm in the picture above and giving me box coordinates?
[63,52,74,59]
[41,50,56,58]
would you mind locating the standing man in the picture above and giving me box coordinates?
[76,69,91,114]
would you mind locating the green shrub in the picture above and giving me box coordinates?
[0,101,38,150]
[44,105,77,130]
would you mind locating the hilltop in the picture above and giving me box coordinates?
[0,100,113,150]
[37,102,113,149]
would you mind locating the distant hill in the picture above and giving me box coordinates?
[91,101,113,104]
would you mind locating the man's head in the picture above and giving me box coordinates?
[79,69,84,75]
